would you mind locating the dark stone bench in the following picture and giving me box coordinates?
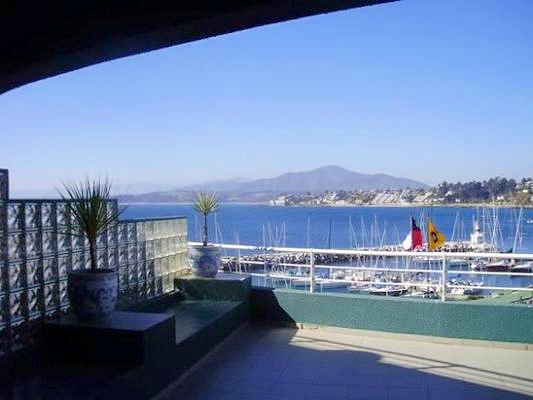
[10,273,253,400]
[43,311,175,365]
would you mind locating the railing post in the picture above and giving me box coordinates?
[309,249,315,293]
[441,255,447,302]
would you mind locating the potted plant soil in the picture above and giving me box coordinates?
[59,178,123,320]
[189,192,221,277]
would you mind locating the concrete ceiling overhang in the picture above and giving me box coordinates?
[1,0,395,94]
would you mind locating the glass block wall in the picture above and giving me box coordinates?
[0,170,188,356]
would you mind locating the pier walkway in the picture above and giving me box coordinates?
[155,324,533,400]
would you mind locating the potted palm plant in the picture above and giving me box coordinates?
[59,178,123,320]
[189,192,221,277]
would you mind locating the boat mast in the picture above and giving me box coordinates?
[512,207,523,253]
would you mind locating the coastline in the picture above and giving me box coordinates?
[120,201,531,209]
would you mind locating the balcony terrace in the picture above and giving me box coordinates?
[157,324,533,400]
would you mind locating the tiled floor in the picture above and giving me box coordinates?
[155,325,533,400]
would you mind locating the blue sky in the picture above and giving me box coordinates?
[1,0,532,195]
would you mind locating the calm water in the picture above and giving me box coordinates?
[122,203,533,252]
[123,203,533,292]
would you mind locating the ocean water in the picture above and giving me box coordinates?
[122,203,533,252]
[123,203,533,291]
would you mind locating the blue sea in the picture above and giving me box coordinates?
[122,203,533,292]
[122,203,533,252]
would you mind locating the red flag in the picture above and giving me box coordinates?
[402,217,423,250]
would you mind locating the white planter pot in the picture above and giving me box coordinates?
[188,245,221,278]
[67,269,118,320]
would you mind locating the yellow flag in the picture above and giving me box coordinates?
[428,219,445,250]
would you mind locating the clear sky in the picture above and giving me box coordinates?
[1,0,532,195]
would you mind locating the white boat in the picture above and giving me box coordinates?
[510,262,533,274]
[367,286,408,296]
[403,289,438,299]
[289,278,351,290]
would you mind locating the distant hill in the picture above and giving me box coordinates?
[118,166,427,202]
[179,166,428,192]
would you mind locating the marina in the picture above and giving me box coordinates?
[122,203,533,303]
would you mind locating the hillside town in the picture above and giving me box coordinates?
[269,177,533,207]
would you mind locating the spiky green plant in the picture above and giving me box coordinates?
[193,192,219,246]
[59,178,124,272]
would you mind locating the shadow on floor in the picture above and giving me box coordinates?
[156,324,533,400]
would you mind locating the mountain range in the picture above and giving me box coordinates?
[118,166,427,202]
[180,166,427,192]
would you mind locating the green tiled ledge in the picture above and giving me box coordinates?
[251,287,533,344]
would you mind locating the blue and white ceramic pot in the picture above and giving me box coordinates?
[188,245,221,278]
[67,270,118,320]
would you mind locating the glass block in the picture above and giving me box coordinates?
[41,203,55,229]
[43,257,58,283]
[97,232,107,248]
[7,203,24,231]
[107,227,117,246]
[42,230,57,255]
[0,206,6,234]
[146,281,154,298]
[127,223,136,243]
[118,224,128,244]
[0,324,7,356]
[137,281,147,299]
[155,278,163,295]
[146,260,154,281]
[127,264,137,285]
[59,280,68,306]
[72,251,84,271]
[168,255,178,274]
[171,237,179,254]
[136,222,145,242]
[137,262,146,282]
[144,221,154,241]
[0,268,5,293]
[161,238,169,257]
[0,170,7,198]
[27,286,43,316]
[26,259,42,287]
[161,257,169,274]
[58,255,70,277]
[128,244,137,263]
[25,203,40,230]
[119,245,128,265]
[146,240,154,259]
[137,245,145,261]
[10,291,27,320]
[163,274,173,293]
[0,295,6,324]
[154,259,161,277]
[84,251,92,270]
[119,267,128,289]
[154,239,162,258]
[97,249,108,269]
[57,231,70,253]
[25,232,41,259]
[56,202,68,227]
[44,283,59,311]
[71,235,85,252]
[8,262,25,290]
[7,233,24,260]
[107,247,118,269]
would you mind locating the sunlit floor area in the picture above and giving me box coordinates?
[155,325,533,400]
